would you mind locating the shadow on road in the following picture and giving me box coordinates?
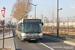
[20,36,63,43]
[16,49,21,50]
[28,41,38,43]
[39,36,64,43]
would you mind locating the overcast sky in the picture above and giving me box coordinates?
[0,0,75,23]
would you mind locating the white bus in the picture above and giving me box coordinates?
[16,19,43,42]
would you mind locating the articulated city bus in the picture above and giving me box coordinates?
[16,19,43,41]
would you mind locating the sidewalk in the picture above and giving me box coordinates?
[0,31,15,50]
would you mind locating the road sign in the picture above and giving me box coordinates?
[1,9,5,17]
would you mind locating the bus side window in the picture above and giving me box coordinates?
[24,24,25,31]
[18,24,22,32]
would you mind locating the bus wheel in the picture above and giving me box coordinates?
[21,38,24,42]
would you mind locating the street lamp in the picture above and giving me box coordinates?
[57,0,62,37]
[3,7,6,9]
[29,3,37,19]
[2,7,6,49]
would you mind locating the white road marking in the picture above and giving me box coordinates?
[37,43,41,45]
[38,42,54,50]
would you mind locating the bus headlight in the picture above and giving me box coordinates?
[39,33,43,38]
[22,33,26,36]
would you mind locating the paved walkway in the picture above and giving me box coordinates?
[0,31,15,50]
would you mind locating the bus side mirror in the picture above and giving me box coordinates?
[42,23,43,26]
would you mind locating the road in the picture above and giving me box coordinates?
[14,35,75,50]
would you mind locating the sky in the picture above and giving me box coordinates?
[0,0,75,23]
[0,0,16,23]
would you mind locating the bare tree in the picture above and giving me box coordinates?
[48,5,55,33]
[11,0,32,21]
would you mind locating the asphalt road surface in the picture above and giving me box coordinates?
[14,35,75,50]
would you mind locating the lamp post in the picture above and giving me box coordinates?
[29,3,37,19]
[57,0,62,37]
[2,7,6,49]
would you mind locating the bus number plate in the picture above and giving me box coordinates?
[31,39,35,40]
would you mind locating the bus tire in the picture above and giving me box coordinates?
[20,37,24,42]
[17,34,19,38]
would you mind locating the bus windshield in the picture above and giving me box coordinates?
[23,23,42,33]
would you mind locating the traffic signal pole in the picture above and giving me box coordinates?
[1,7,6,49]
[3,19,5,49]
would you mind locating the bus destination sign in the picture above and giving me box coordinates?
[23,19,41,22]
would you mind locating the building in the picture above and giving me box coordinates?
[44,21,75,27]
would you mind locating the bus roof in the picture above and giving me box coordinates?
[17,19,42,24]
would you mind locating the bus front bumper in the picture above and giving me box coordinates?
[22,36,43,41]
